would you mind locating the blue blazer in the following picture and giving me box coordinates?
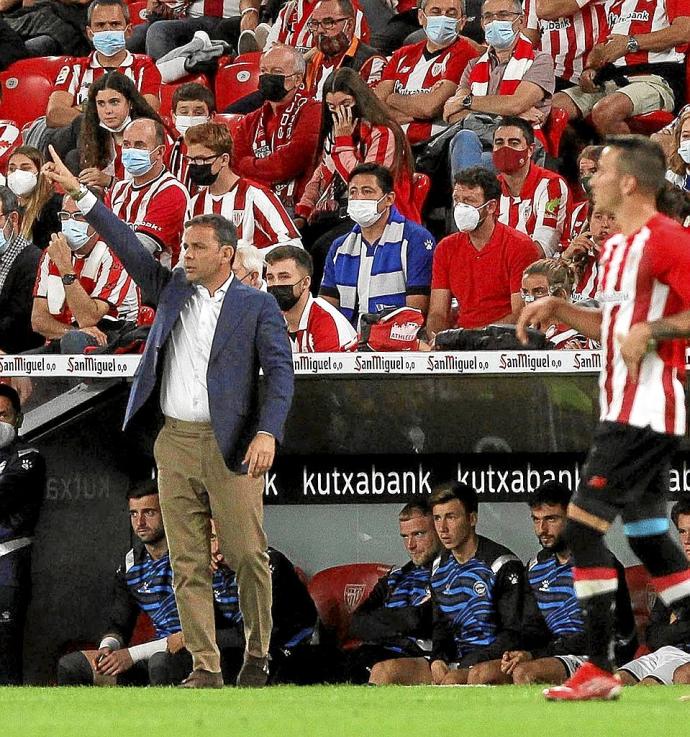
[83,199,295,471]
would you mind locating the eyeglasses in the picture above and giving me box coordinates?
[481,10,521,21]
[57,211,87,222]
[183,153,221,166]
[307,16,349,31]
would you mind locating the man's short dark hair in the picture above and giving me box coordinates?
[399,501,431,521]
[671,500,690,529]
[185,214,238,249]
[605,134,666,196]
[453,166,502,202]
[527,480,572,510]
[495,116,535,146]
[172,82,216,114]
[0,383,21,415]
[0,186,19,218]
[265,245,314,276]
[429,482,478,516]
[334,0,355,17]
[127,480,159,500]
[348,163,394,194]
[88,0,129,25]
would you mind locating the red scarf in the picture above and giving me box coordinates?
[469,34,536,97]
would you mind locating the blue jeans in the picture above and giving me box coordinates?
[449,130,495,181]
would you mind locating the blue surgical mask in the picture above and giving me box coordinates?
[121,147,155,177]
[0,220,11,255]
[485,20,517,49]
[425,15,459,46]
[92,30,126,57]
[61,219,92,251]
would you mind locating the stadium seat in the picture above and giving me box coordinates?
[234,51,262,66]
[215,60,260,111]
[412,172,431,211]
[215,113,244,138]
[159,74,212,119]
[129,611,156,646]
[128,1,149,26]
[0,56,68,129]
[624,564,655,657]
[137,305,155,327]
[544,107,569,159]
[307,563,391,649]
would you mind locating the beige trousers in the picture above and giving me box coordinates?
[154,417,272,673]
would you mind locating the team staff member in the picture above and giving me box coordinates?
[0,384,45,685]
[518,135,690,701]
[43,146,294,690]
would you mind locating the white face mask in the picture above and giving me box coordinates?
[678,139,690,164]
[7,169,38,197]
[347,196,386,228]
[174,114,210,136]
[99,114,132,133]
[454,201,490,232]
[0,420,16,449]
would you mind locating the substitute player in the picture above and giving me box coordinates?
[517,134,690,701]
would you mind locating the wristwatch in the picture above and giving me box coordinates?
[462,93,473,110]
[626,35,640,53]
[61,273,78,286]
[67,184,89,202]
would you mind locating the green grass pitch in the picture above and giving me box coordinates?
[1,685,688,737]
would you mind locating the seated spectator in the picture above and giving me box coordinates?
[369,0,421,57]
[618,501,690,686]
[296,67,418,284]
[561,202,618,302]
[233,244,267,291]
[168,83,215,192]
[373,482,524,685]
[74,72,166,187]
[231,45,322,213]
[375,0,479,145]
[265,245,357,352]
[552,0,690,136]
[57,483,189,687]
[302,0,385,101]
[665,109,690,191]
[319,163,436,328]
[31,191,140,354]
[46,0,161,132]
[349,502,439,685]
[566,145,604,242]
[521,259,600,349]
[186,123,302,254]
[444,0,555,179]
[493,117,570,257]
[427,166,539,336]
[0,187,43,354]
[657,181,690,227]
[651,103,690,163]
[108,118,190,269]
[470,482,636,686]
[7,147,62,250]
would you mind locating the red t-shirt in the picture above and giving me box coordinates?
[432,221,540,328]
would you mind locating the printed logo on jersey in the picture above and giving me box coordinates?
[545,197,561,215]
[432,58,449,77]
[473,581,487,596]
[344,583,366,611]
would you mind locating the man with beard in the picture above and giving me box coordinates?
[468,481,637,685]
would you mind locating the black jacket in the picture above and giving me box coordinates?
[646,597,690,653]
[0,242,43,353]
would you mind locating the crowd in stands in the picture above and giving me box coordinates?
[1,0,690,357]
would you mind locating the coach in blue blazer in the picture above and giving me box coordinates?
[43,147,294,689]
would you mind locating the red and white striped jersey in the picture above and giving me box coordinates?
[546,322,599,349]
[187,0,239,18]
[597,214,690,435]
[288,294,357,352]
[606,0,690,67]
[186,179,302,253]
[310,52,385,101]
[108,170,190,269]
[498,163,571,257]
[525,0,607,83]
[33,241,140,325]
[53,51,161,108]
[0,120,20,171]
[264,0,370,53]
[168,137,197,195]
[381,38,479,144]
[573,254,600,301]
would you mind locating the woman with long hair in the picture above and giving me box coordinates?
[666,109,690,191]
[76,71,165,189]
[6,146,61,249]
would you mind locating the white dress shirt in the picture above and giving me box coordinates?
[160,273,233,421]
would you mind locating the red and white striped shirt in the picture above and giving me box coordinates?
[546,322,599,349]
[264,0,370,53]
[108,170,190,269]
[498,163,570,257]
[381,38,479,144]
[573,254,600,301]
[307,43,386,101]
[597,214,690,435]
[0,120,20,171]
[525,0,607,83]
[33,241,139,325]
[606,0,690,67]
[289,294,357,352]
[53,51,161,108]
[187,0,239,18]
[186,179,302,253]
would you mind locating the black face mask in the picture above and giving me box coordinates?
[259,73,288,103]
[188,162,219,187]
[268,282,301,311]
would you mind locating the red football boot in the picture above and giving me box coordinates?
[543,662,622,701]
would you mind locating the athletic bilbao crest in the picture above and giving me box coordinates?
[232,210,244,226]
[344,583,366,611]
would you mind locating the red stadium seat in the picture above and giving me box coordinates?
[137,305,155,327]
[214,113,244,138]
[307,563,391,649]
[159,74,212,119]
[234,51,262,66]
[624,564,655,657]
[215,61,260,111]
[0,56,69,128]
[129,611,156,646]
[544,107,569,158]
[128,1,149,26]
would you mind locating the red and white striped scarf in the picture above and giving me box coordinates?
[469,34,536,97]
